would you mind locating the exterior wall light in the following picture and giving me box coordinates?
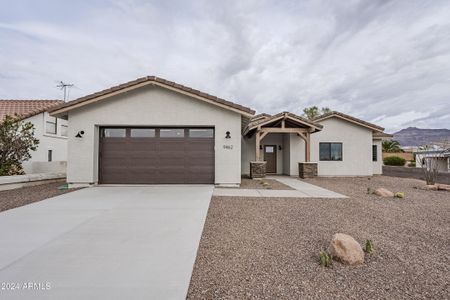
[225,131,231,139]
[278,145,282,150]
[75,130,85,138]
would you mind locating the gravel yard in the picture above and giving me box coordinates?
[188,176,450,299]
[239,178,293,190]
[0,181,79,212]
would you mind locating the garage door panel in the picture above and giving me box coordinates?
[100,127,214,184]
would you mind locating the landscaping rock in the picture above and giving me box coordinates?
[419,185,439,191]
[437,184,450,192]
[328,233,365,265]
[418,184,450,191]
[374,188,394,197]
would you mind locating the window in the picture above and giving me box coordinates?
[61,124,68,137]
[160,128,184,138]
[46,117,57,134]
[103,128,126,138]
[130,128,155,138]
[189,129,214,138]
[319,143,343,161]
[265,146,275,153]
[48,150,53,162]
[372,145,378,161]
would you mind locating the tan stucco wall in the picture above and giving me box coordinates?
[22,113,68,174]
[66,85,242,185]
[372,139,383,175]
[286,133,306,176]
[311,118,373,176]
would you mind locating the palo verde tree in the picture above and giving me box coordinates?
[0,115,39,176]
[302,106,332,120]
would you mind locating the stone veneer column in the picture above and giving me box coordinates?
[250,161,267,179]
[298,162,318,179]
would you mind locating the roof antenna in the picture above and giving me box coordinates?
[56,81,74,102]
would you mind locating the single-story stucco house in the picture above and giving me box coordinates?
[50,76,388,187]
[0,100,68,174]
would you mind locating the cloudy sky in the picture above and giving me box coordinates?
[0,0,449,132]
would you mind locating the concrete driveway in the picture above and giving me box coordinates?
[0,185,213,300]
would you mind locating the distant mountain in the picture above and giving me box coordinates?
[393,127,450,147]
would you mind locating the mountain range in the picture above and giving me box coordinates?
[393,127,450,147]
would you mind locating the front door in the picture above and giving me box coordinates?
[264,145,277,173]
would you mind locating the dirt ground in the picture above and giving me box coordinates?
[0,181,79,212]
[239,178,294,190]
[188,176,450,299]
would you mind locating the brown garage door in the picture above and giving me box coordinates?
[99,127,214,184]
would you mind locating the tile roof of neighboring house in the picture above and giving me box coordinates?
[50,76,256,116]
[373,132,394,138]
[243,111,323,135]
[0,100,64,121]
[314,111,385,132]
[252,113,272,120]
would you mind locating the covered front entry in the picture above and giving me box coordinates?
[99,127,214,184]
[243,112,323,178]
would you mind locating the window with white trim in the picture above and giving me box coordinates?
[46,117,57,134]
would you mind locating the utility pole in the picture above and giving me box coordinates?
[56,81,74,101]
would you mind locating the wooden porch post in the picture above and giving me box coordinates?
[305,132,310,162]
[255,131,261,161]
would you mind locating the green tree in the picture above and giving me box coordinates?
[0,115,39,176]
[382,140,402,153]
[302,106,332,120]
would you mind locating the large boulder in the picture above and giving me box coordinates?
[374,188,394,197]
[328,233,365,265]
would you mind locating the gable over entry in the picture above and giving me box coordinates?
[243,112,323,162]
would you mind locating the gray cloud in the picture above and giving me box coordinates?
[0,0,449,132]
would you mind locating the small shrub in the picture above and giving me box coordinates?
[394,192,405,198]
[319,250,333,267]
[364,240,375,254]
[408,161,416,167]
[367,187,374,194]
[383,156,406,166]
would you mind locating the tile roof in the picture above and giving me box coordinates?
[314,111,384,132]
[243,111,323,135]
[373,132,394,138]
[0,100,64,121]
[50,76,255,116]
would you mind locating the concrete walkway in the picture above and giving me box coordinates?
[0,185,213,300]
[213,176,346,198]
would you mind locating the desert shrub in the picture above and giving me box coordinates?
[364,240,375,254]
[319,250,333,267]
[408,160,416,167]
[383,156,406,166]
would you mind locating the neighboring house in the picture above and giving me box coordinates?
[415,150,450,172]
[0,100,68,174]
[50,76,391,187]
